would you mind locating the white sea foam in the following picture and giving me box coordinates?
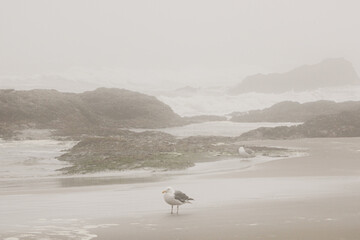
[1,219,118,240]
[0,140,77,179]
[129,121,300,138]
[158,86,360,116]
[0,122,300,181]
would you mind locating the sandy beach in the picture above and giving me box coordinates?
[93,138,360,240]
[1,138,360,240]
[3,1,360,239]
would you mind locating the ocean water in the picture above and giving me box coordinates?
[158,86,360,116]
[0,122,297,183]
[0,123,309,240]
[0,139,76,179]
[130,121,299,138]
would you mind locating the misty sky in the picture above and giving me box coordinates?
[1,0,360,90]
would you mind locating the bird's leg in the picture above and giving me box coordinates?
[177,205,179,214]
[171,205,173,214]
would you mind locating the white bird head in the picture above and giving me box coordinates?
[162,186,174,194]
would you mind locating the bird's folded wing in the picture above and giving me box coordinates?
[174,190,191,202]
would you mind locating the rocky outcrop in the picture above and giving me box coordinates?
[231,100,360,122]
[58,130,293,174]
[0,88,185,137]
[240,108,360,139]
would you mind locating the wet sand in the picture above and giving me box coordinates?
[1,138,360,239]
[95,196,360,240]
[93,138,360,240]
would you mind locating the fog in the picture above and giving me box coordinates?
[2,1,360,240]
[1,0,360,91]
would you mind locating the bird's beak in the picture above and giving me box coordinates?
[162,190,166,194]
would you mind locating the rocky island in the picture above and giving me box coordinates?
[0,87,296,174]
[231,100,360,123]
[240,108,360,139]
[4,88,358,174]
[0,88,185,138]
[57,129,294,174]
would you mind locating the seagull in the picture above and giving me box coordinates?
[238,146,255,158]
[162,187,194,214]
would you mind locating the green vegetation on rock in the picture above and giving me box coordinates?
[240,109,360,139]
[57,130,292,174]
[0,88,185,138]
[231,100,360,123]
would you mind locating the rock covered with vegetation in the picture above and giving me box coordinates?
[57,130,292,174]
[240,109,360,139]
[231,100,360,123]
[0,88,185,138]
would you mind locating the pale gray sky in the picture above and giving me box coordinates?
[1,0,360,89]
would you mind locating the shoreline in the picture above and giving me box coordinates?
[91,137,360,240]
[1,138,360,239]
[0,145,305,195]
[93,193,360,240]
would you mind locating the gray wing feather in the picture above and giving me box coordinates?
[174,190,193,202]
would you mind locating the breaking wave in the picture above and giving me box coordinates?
[158,86,360,116]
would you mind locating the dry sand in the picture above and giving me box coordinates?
[1,138,360,240]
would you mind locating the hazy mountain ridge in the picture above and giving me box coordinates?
[0,88,184,137]
[231,100,360,122]
[229,58,360,94]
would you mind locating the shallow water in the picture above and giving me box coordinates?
[129,121,300,138]
[0,121,303,239]
[0,139,76,179]
[1,133,359,240]
[0,121,298,182]
[0,121,302,196]
[1,173,359,240]
[158,85,360,116]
